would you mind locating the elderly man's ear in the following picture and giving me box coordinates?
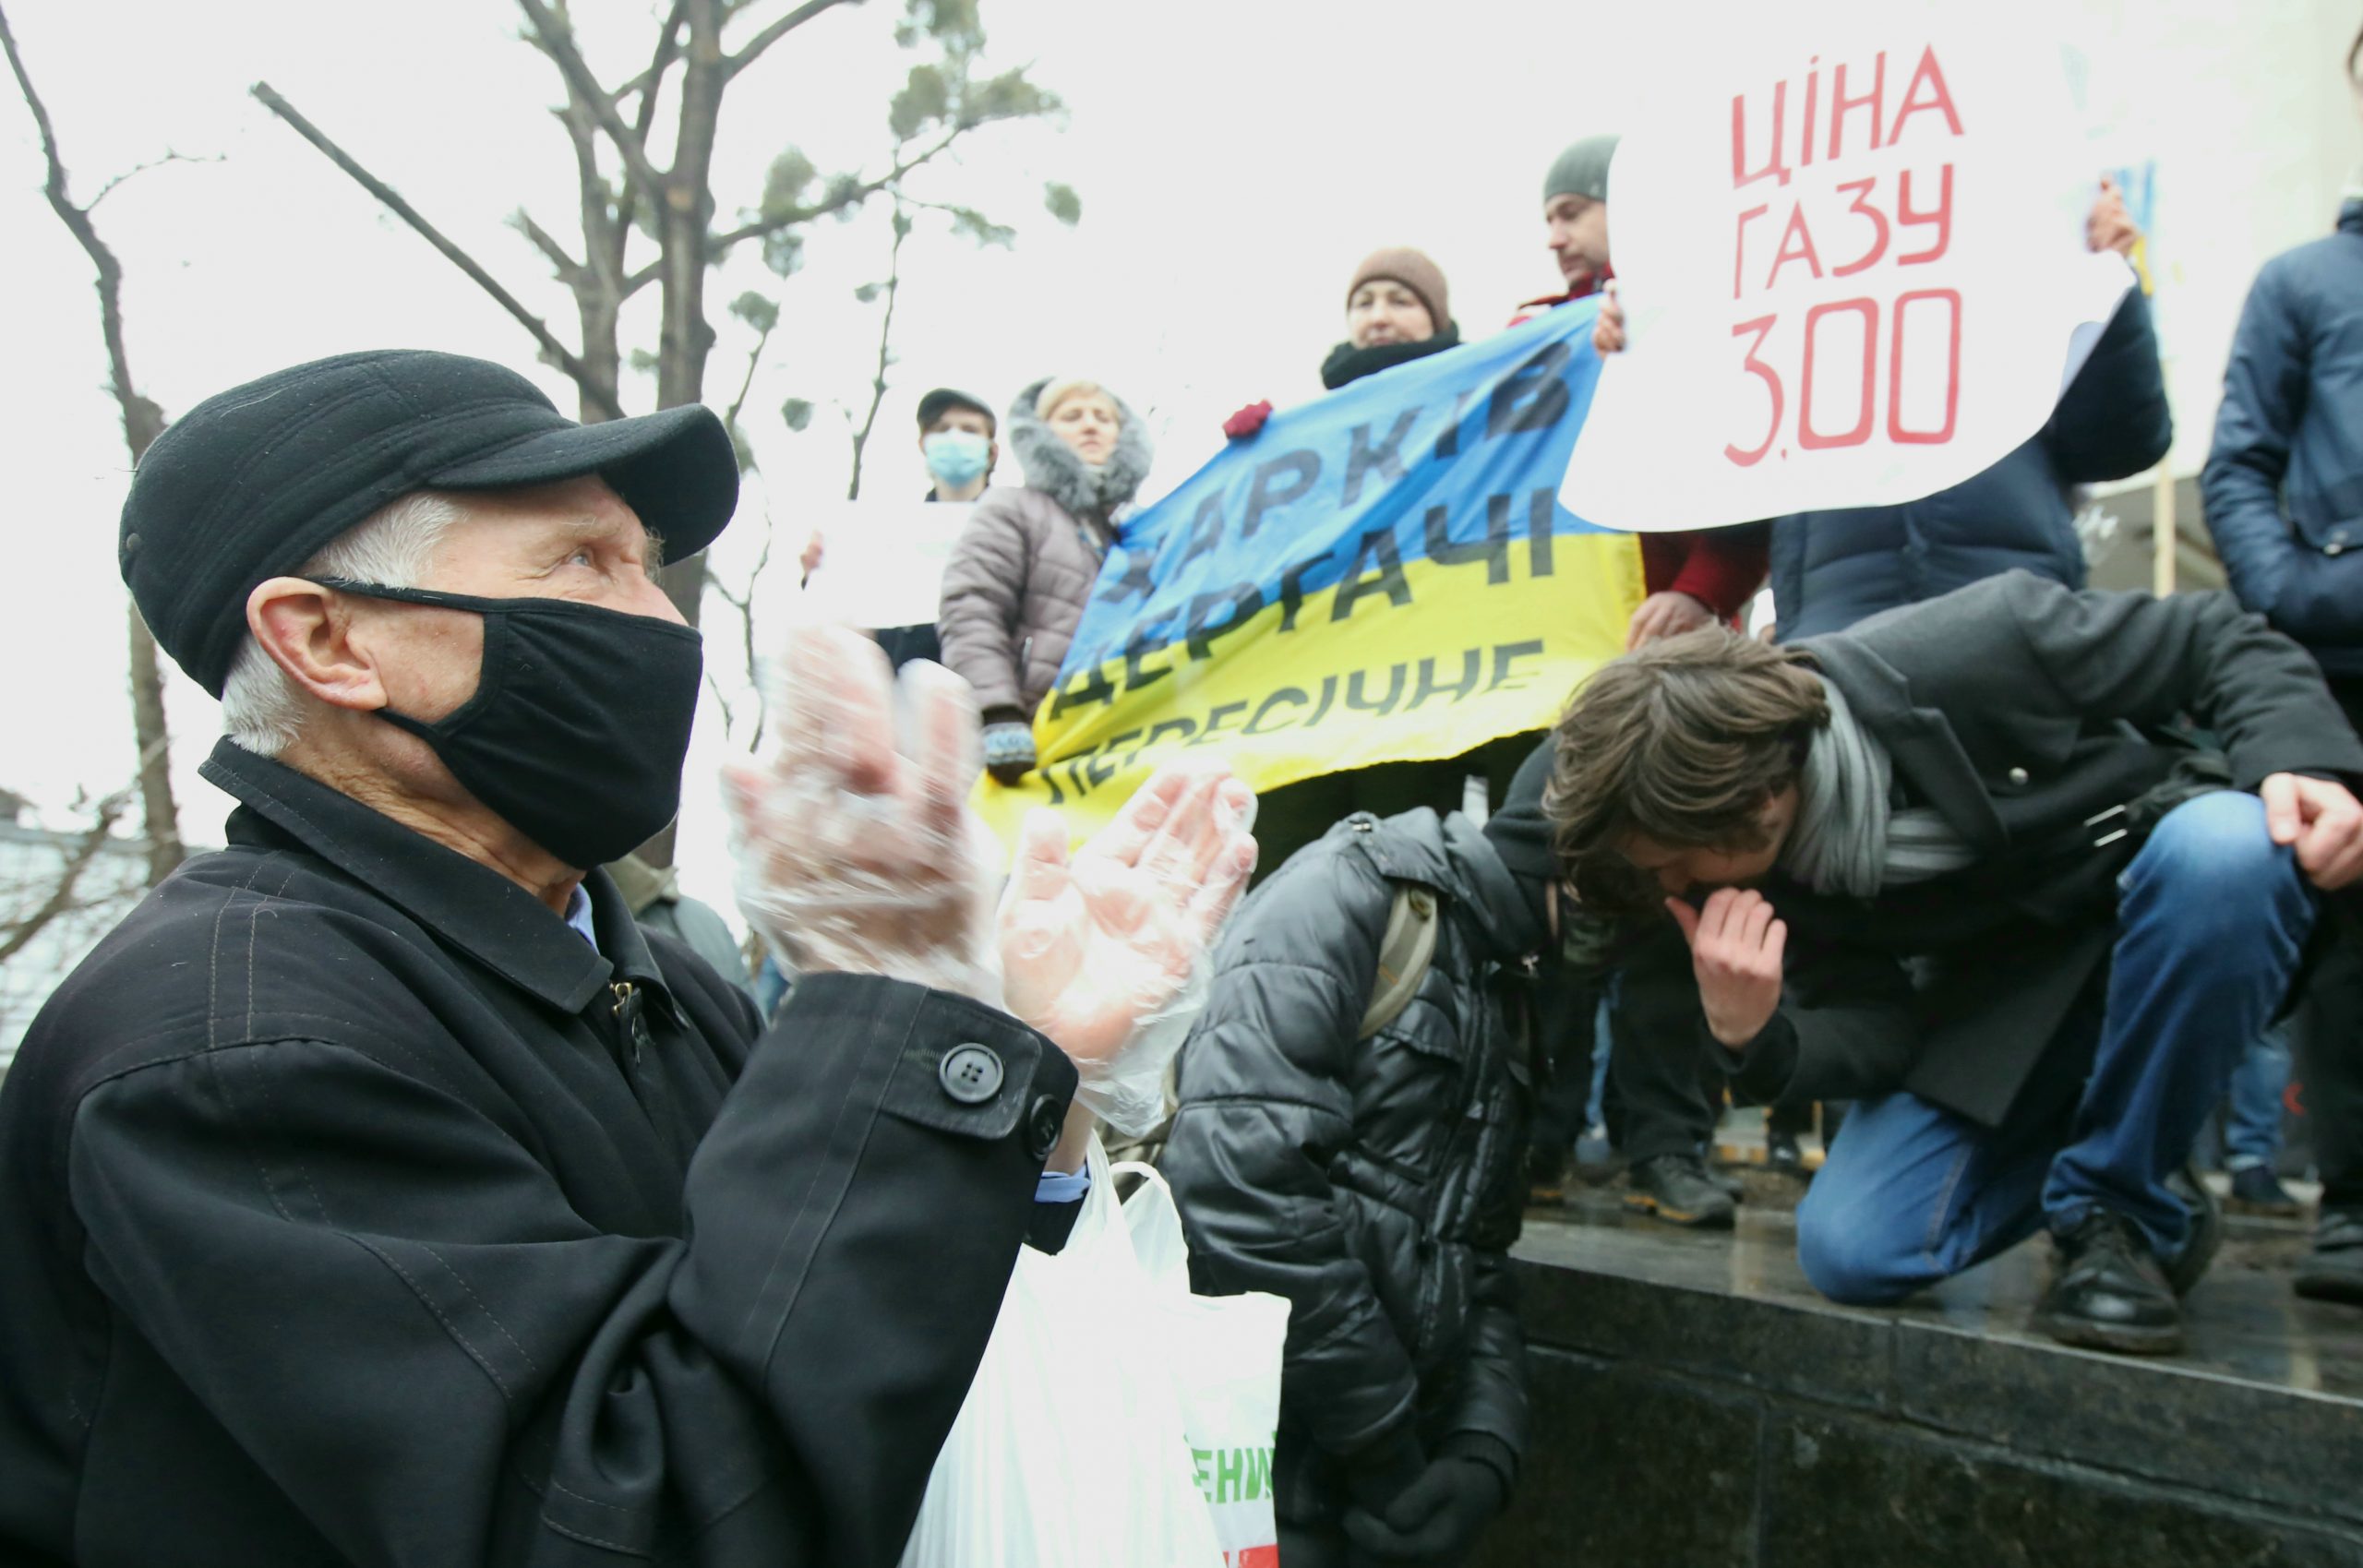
[246,577,392,712]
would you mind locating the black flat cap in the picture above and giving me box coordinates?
[120,349,738,696]
[916,386,996,433]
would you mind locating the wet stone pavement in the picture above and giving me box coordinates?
[1470,1179,2363,1567]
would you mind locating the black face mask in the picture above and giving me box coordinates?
[316,580,704,869]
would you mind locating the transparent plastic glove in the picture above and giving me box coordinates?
[997,764,1259,1133]
[722,626,1000,1001]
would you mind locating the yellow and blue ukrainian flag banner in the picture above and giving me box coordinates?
[978,300,1643,843]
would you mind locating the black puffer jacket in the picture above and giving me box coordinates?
[1161,808,1542,1522]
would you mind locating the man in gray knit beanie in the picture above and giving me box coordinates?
[1541,133,1620,297]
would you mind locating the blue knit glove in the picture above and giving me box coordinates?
[982,719,1037,785]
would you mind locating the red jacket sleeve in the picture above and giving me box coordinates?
[1654,523,1769,620]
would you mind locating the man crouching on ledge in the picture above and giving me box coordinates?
[1541,569,2363,1355]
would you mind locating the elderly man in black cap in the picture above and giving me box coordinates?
[0,350,1257,1567]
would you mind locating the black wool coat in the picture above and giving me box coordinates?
[0,739,1079,1568]
[1692,571,2363,1127]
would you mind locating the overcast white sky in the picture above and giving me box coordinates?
[6,0,2358,917]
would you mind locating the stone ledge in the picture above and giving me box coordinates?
[1478,1200,2363,1564]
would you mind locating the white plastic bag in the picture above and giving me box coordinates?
[898,1139,1226,1568]
[1116,1162,1292,1568]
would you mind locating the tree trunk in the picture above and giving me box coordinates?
[557,87,626,425]
[649,0,725,636]
[629,0,729,867]
[104,301,184,883]
[125,605,184,883]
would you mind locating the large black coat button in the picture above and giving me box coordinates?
[940,1043,1004,1104]
[1026,1095,1066,1160]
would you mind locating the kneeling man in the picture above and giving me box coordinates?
[1544,571,2363,1354]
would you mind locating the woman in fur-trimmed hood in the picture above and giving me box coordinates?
[937,376,1155,783]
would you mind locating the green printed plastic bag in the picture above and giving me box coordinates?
[1117,1162,1291,1568]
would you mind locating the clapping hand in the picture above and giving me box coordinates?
[725,628,1260,1117]
[724,627,1001,999]
[1000,767,1258,1131]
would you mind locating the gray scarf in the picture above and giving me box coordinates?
[1780,676,1975,898]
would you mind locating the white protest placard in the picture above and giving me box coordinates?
[1560,19,2136,531]
[789,500,974,629]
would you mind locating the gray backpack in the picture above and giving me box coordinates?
[1356,883,1441,1038]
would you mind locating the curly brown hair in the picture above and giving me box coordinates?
[1544,626,1829,916]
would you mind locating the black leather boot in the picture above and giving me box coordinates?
[2034,1209,2184,1356]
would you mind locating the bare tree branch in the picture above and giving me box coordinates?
[708,128,958,253]
[704,518,775,750]
[5,4,162,455]
[251,81,625,421]
[0,782,136,967]
[724,317,774,431]
[724,0,858,80]
[701,664,739,738]
[88,149,221,209]
[607,0,690,108]
[611,0,688,245]
[711,324,777,749]
[846,196,908,501]
[5,1,186,882]
[514,0,669,205]
[510,207,585,282]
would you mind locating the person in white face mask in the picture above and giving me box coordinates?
[918,386,1000,504]
[795,388,1000,670]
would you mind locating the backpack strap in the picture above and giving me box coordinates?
[1358,883,1439,1039]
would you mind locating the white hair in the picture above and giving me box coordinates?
[221,491,465,757]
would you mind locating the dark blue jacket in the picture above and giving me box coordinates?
[2203,202,2363,676]
[1768,284,2171,640]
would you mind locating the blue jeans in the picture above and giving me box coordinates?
[2225,1026,2294,1170]
[1796,792,2317,1304]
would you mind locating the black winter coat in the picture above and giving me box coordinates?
[1160,808,1541,1524]
[1695,574,2363,1127]
[0,740,1079,1568]
[1767,285,2171,640]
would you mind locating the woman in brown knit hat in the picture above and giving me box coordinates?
[1225,246,1521,880]
[1221,245,1464,441]
[1323,245,1461,389]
